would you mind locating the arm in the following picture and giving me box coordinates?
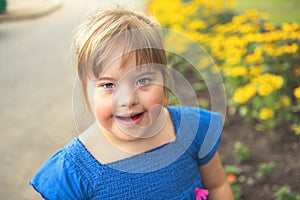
[199,151,233,200]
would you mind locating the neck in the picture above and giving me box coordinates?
[100,107,175,154]
[79,107,175,164]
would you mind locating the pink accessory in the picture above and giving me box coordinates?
[195,187,209,200]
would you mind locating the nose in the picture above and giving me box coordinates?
[114,84,139,108]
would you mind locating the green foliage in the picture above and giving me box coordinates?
[234,141,250,162]
[224,165,242,200]
[255,161,276,181]
[148,0,300,135]
[224,165,242,175]
[275,186,300,200]
[232,184,243,200]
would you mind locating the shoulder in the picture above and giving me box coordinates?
[167,106,223,165]
[167,106,222,128]
[30,137,93,199]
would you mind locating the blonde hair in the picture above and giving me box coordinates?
[73,5,169,108]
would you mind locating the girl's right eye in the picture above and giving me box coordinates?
[102,83,115,89]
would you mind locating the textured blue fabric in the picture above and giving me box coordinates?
[30,106,222,200]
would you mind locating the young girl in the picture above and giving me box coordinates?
[30,6,233,200]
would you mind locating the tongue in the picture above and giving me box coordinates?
[130,113,141,120]
[119,114,140,121]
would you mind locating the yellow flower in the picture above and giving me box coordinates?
[164,31,191,53]
[294,86,300,99]
[198,55,213,69]
[188,20,207,30]
[253,73,284,96]
[282,22,299,32]
[257,83,273,96]
[245,53,263,63]
[259,108,274,120]
[271,75,284,89]
[294,66,300,76]
[283,43,299,54]
[239,24,258,33]
[225,55,241,66]
[249,65,263,76]
[264,44,278,56]
[244,9,258,18]
[292,124,300,135]
[225,65,247,77]
[233,84,256,104]
[263,22,274,31]
[280,96,291,107]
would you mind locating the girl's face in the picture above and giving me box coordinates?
[92,53,165,142]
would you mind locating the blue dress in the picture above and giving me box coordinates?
[30,106,222,200]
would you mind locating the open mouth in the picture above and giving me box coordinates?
[115,112,144,125]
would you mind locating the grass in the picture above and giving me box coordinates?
[235,0,300,25]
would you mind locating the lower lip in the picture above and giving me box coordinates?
[115,113,144,127]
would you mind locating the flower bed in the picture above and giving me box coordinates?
[147,0,300,135]
[146,0,300,199]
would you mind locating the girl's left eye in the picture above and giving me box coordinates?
[102,83,115,89]
[136,78,150,86]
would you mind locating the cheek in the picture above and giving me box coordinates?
[141,86,165,108]
[93,94,113,123]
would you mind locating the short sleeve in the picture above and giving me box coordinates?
[29,149,92,200]
[194,109,223,165]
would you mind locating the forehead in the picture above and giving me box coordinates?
[100,52,160,78]
[88,32,167,83]
[101,52,135,75]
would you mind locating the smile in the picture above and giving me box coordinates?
[115,112,145,126]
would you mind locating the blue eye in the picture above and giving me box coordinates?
[136,78,150,86]
[103,83,115,89]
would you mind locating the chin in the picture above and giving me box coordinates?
[119,130,146,142]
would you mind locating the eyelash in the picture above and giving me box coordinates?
[136,78,151,86]
[102,83,115,89]
[98,77,151,89]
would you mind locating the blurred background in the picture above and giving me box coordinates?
[0,0,143,199]
[0,0,299,199]
[236,0,300,24]
[146,0,300,199]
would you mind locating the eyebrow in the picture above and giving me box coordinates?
[98,70,157,80]
[137,71,157,77]
[98,71,157,78]
[97,76,116,82]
